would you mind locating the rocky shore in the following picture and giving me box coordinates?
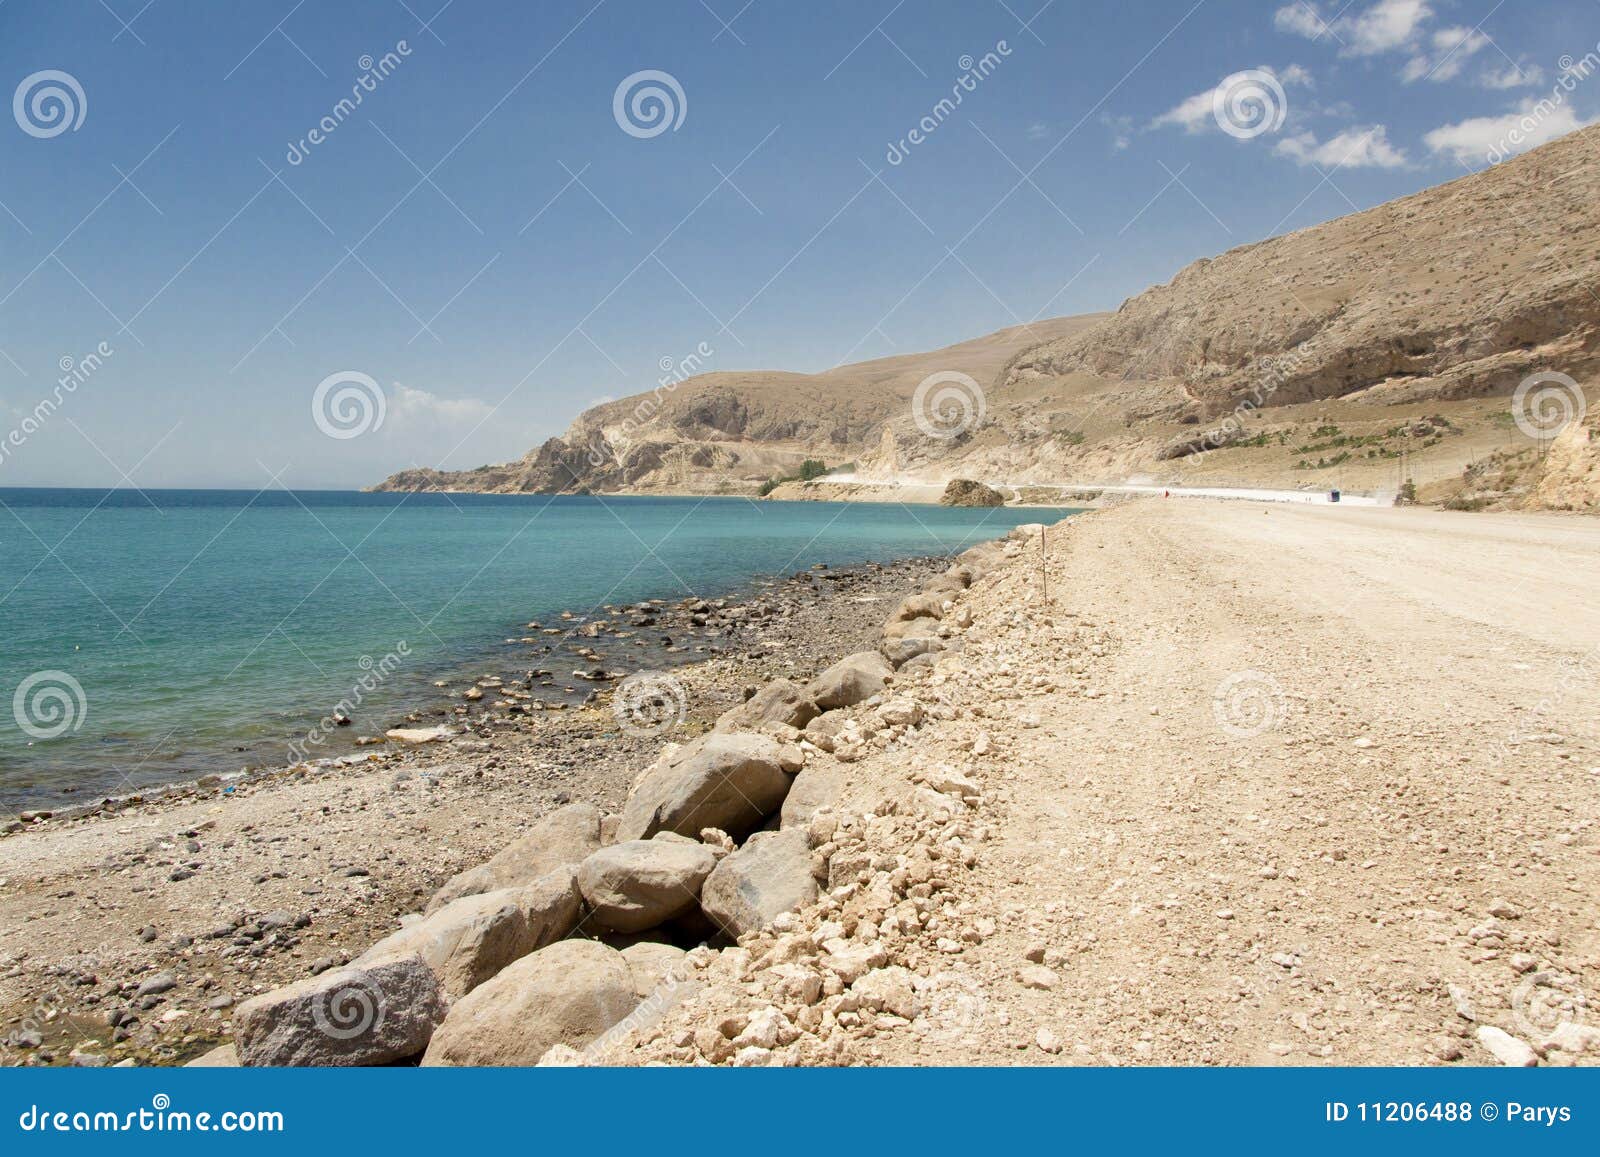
[0,551,952,1066]
[7,501,1598,1070]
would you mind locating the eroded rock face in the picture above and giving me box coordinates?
[234,954,446,1067]
[426,802,602,913]
[807,651,893,710]
[617,733,799,843]
[577,839,718,933]
[420,940,638,1067]
[700,829,820,939]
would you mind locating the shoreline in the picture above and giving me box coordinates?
[0,549,960,1066]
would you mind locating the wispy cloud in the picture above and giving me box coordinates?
[1477,60,1544,90]
[1150,64,1311,134]
[385,383,493,430]
[1401,25,1489,83]
[1275,124,1409,168]
[1424,101,1596,164]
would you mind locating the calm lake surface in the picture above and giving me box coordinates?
[0,490,1073,807]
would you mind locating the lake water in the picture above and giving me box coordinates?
[0,490,1071,808]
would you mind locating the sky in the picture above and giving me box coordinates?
[0,0,1595,489]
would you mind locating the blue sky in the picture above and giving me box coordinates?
[0,0,1595,488]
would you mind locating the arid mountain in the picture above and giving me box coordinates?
[376,124,1600,502]
[369,316,1102,495]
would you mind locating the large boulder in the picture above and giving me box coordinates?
[617,732,799,843]
[426,802,602,913]
[420,940,637,1066]
[577,839,718,933]
[780,763,841,829]
[233,954,446,1067]
[885,593,946,625]
[881,632,946,668]
[806,651,892,710]
[713,678,819,733]
[940,478,1006,506]
[359,866,581,997]
[700,829,819,939]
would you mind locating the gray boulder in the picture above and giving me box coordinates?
[233,954,446,1067]
[700,829,819,939]
[420,940,638,1066]
[359,865,581,996]
[577,839,718,933]
[617,732,799,843]
[426,802,602,913]
[806,651,893,710]
[713,679,819,733]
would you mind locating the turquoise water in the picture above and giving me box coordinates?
[0,490,1070,807]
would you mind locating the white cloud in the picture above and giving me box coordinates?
[1274,3,1329,39]
[1401,26,1489,83]
[1341,0,1434,56]
[1274,124,1409,167]
[1478,61,1545,89]
[386,383,492,429]
[1150,65,1311,134]
[1423,101,1596,164]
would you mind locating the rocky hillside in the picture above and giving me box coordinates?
[369,317,1101,496]
[377,125,1600,501]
